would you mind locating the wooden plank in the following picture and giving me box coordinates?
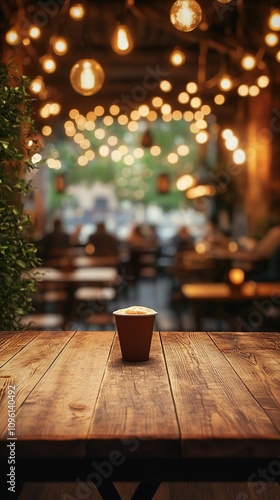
[87,332,180,458]
[0,331,41,367]
[0,331,75,445]
[161,332,280,458]
[210,332,280,429]
[14,331,114,459]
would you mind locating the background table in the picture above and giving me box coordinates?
[181,282,280,329]
[0,330,279,499]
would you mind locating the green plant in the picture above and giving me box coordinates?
[0,60,41,330]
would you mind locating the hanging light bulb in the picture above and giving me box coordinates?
[268,9,280,31]
[219,74,233,91]
[52,36,69,56]
[40,55,57,73]
[5,27,20,45]
[69,3,86,20]
[70,59,105,96]
[241,53,257,71]
[111,24,134,55]
[169,47,186,66]
[170,0,202,32]
[265,33,279,47]
[29,76,45,94]
[28,25,41,39]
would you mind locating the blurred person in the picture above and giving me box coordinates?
[87,222,119,257]
[173,225,195,252]
[41,218,70,257]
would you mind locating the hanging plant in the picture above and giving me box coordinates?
[0,59,42,330]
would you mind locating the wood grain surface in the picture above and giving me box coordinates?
[160,331,280,458]
[87,332,180,458]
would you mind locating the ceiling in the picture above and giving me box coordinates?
[1,0,280,126]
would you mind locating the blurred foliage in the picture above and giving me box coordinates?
[0,60,41,330]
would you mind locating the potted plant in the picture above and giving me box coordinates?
[0,59,41,330]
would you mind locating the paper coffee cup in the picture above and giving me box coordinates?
[113,306,157,362]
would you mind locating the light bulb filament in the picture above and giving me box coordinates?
[80,62,95,90]
[117,27,129,51]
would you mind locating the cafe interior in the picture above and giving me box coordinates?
[1,0,280,333]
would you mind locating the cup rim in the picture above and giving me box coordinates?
[113,310,157,317]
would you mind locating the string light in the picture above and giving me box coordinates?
[111,24,134,55]
[219,75,233,91]
[170,0,202,32]
[52,36,68,56]
[40,55,57,73]
[169,47,186,66]
[241,54,257,71]
[268,9,280,31]
[5,28,20,45]
[70,59,105,96]
[69,3,85,20]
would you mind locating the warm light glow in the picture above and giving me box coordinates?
[111,24,134,55]
[95,128,105,139]
[138,104,150,117]
[30,76,44,94]
[161,103,172,115]
[184,110,194,121]
[195,242,207,254]
[176,174,195,191]
[78,156,88,167]
[167,153,179,164]
[225,136,239,151]
[134,148,144,159]
[110,104,120,115]
[127,120,139,131]
[268,10,280,31]
[150,145,161,156]
[187,184,216,199]
[249,85,260,97]
[70,59,105,96]
[238,84,249,96]
[53,36,68,55]
[169,47,186,66]
[186,81,198,93]
[118,114,129,125]
[147,110,157,121]
[69,108,79,119]
[257,75,270,88]
[172,110,182,120]
[241,54,257,71]
[95,106,105,116]
[108,135,118,146]
[228,268,245,286]
[170,0,202,32]
[201,104,211,115]
[221,128,233,140]
[69,3,85,20]
[217,0,231,3]
[196,131,209,144]
[178,91,190,104]
[228,241,238,253]
[41,55,57,73]
[42,125,52,136]
[265,32,279,47]
[219,75,232,91]
[214,94,225,105]
[190,97,202,108]
[85,150,95,160]
[5,28,20,45]
[28,25,41,39]
[152,96,163,107]
[177,144,189,156]
[111,150,122,162]
[80,139,91,150]
[233,149,246,164]
[160,80,172,92]
[99,145,110,157]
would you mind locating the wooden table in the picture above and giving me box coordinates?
[29,266,120,285]
[181,282,280,329]
[0,330,280,499]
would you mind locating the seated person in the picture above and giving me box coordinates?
[87,222,119,257]
[41,218,70,258]
[173,225,194,252]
